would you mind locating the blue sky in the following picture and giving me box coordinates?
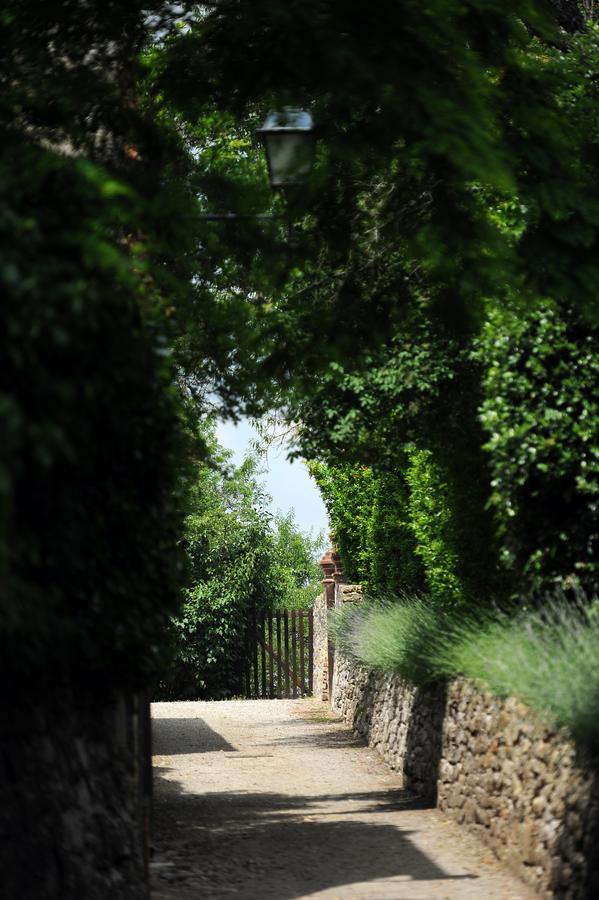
[215,417,329,540]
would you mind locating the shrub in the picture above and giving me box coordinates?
[440,594,599,753]
[310,438,500,607]
[331,590,599,752]
[404,448,465,605]
[365,470,425,598]
[330,595,450,684]
[309,461,376,584]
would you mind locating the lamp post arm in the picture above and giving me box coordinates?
[196,213,283,221]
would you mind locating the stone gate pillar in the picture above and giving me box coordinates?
[319,546,340,608]
[313,546,343,700]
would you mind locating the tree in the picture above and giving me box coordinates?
[151,3,599,602]
[157,425,324,699]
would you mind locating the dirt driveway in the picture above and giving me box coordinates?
[150,698,536,900]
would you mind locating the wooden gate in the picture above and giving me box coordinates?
[244,608,313,698]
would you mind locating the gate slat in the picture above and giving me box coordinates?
[276,611,282,699]
[252,608,259,699]
[284,610,290,698]
[268,612,274,698]
[260,610,267,698]
[308,609,314,695]
[291,610,297,699]
[299,609,305,697]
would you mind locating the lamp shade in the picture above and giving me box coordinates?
[257,108,315,188]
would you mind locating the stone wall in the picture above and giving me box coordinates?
[0,681,150,899]
[331,655,446,800]
[331,653,599,899]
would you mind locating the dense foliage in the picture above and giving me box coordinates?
[1,2,292,684]
[157,428,324,699]
[146,3,599,609]
[311,295,599,605]
[4,0,599,692]
[0,145,187,681]
[0,2,200,682]
[476,300,599,594]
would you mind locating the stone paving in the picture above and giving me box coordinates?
[150,699,537,899]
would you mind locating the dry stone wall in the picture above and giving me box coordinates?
[331,654,599,899]
[331,655,446,800]
[313,579,363,703]
[0,681,149,899]
[321,579,599,899]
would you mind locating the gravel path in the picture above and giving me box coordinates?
[150,699,536,900]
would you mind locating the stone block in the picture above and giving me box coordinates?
[439,759,455,782]
[518,822,539,864]
[474,804,490,827]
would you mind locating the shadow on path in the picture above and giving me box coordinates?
[152,717,237,755]
[152,709,477,899]
[153,777,476,898]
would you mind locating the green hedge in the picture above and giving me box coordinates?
[476,299,599,595]
[0,138,185,683]
[311,441,499,607]
[310,297,599,604]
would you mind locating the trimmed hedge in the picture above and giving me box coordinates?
[0,138,185,683]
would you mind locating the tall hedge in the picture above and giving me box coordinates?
[0,0,222,687]
[0,139,185,685]
[477,300,599,595]
[310,296,599,606]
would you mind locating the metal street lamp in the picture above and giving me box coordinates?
[257,108,315,189]
[198,109,314,241]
